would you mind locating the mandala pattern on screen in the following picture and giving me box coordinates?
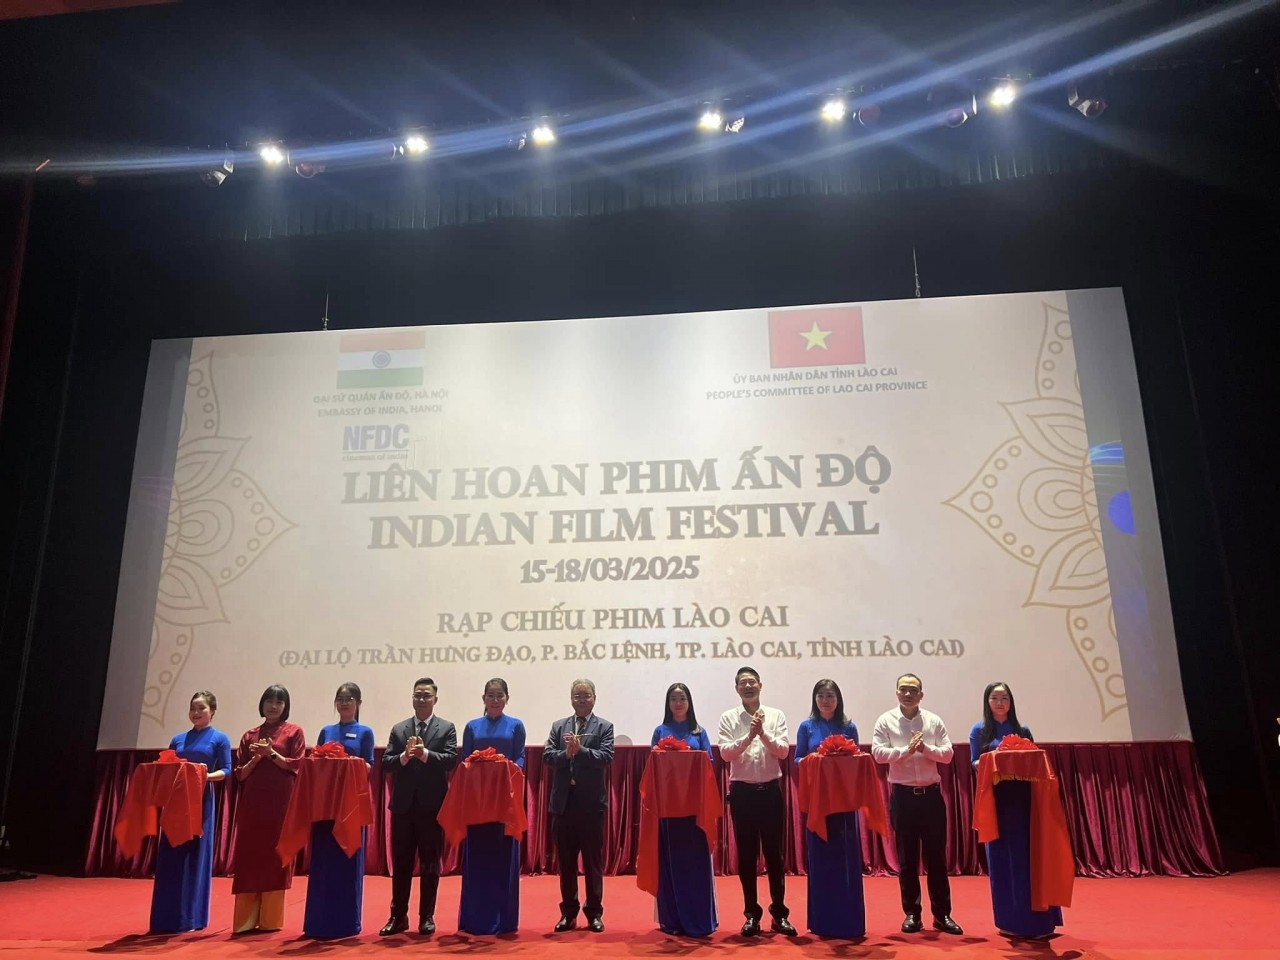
[143,353,295,728]
[945,301,1125,720]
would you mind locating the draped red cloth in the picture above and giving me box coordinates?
[974,748,1075,910]
[797,752,889,840]
[275,755,374,864]
[636,749,721,896]
[436,758,527,845]
[86,742,1225,879]
[112,760,207,857]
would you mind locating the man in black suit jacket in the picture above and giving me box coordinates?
[379,677,458,936]
[544,678,615,933]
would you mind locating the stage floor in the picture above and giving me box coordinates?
[0,872,1275,959]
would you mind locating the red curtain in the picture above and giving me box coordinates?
[85,741,1224,879]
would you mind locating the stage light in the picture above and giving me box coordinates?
[698,108,723,132]
[201,155,234,187]
[403,134,430,155]
[530,122,556,145]
[294,161,326,178]
[989,82,1017,109]
[724,115,746,133]
[1068,80,1107,118]
[855,103,881,125]
[258,143,286,166]
[927,85,977,127]
[821,97,847,123]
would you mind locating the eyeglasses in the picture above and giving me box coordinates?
[897,687,921,695]
[571,693,595,701]
[335,697,357,704]
[483,692,507,700]
[412,693,435,701]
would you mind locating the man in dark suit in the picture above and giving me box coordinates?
[545,678,615,933]
[380,677,458,936]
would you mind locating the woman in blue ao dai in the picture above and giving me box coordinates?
[794,679,864,938]
[458,677,526,934]
[303,682,376,939]
[149,690,232,933]
[649,682,717,937]
[969,681,1063,939]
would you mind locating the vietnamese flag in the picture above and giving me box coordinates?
[768,306,865,368]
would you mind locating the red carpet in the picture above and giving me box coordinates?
[0,872,1275,958]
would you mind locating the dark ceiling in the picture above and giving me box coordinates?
[1,0,1276,165]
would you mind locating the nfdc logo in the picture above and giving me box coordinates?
[343,424,410,451]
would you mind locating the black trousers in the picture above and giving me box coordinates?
[728,780,789,921]
[555,807,605,920]
[889,783,952,919]
[389,803,444,922]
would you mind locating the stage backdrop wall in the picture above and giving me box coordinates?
[2,172,1273,877]
[96,287,1186,749]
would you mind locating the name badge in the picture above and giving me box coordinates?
[345,732,357,740]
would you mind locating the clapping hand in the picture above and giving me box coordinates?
[564,730,581,757]
[908,731,925,754]
[749,710,765,740]
[251,738,273,758]
[407,735,427,761]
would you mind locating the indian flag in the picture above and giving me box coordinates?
[337,330,425,388]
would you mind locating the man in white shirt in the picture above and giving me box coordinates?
[718,666,796,937]
[871,672,963,936]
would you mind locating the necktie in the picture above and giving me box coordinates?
[416,721,426,742]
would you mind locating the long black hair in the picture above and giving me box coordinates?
[809,678,848,727]
[977,681,1030,754]
[335,681,362,721]
[662,682,702,735]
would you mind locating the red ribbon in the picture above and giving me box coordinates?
[466,747,504,763]
[815,734,861,756]
[156,749,182,763]
[311,741,348,759]
[653,735,691,752]
[996,733,1037,751]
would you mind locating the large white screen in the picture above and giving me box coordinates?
[99,289,1188,749]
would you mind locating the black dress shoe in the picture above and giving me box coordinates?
[901,915,923,934]
[770,918,798,936]
[588,918,604,933]
[933,916,964,935]
[554,916,577,933]
[418,917,436,935]
[741,917,762,937]
[380,917,409,936]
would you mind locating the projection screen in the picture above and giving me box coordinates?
[98,288,1188,748]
